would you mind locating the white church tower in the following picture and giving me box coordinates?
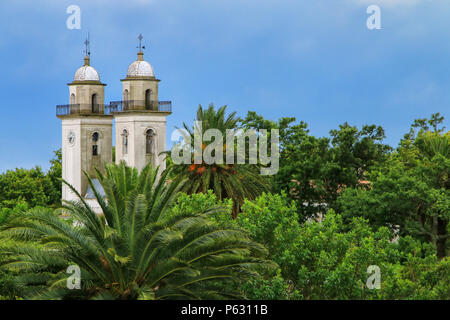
[112,35,172,172]
[57,35,170,209]
[57,44,113,203]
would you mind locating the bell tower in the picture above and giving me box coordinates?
[112,35,172,172]
[57,41,113,203]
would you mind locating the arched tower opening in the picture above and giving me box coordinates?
[92,132,99,156]
[92,94,98,113]
[124,89,129,111]
[146,129,155,154]
[122,129,129,155]
[145,89,151,110]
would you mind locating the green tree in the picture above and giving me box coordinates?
[0,162,272,300]
[220,193,449,299]
[337,114,449,258]
[241,112,391,220]
[169,104,269,218]
[380,240,450,299]
[46,149,62,206]
[0,149,61,209]
[174,191,297,300]
[0,167,51,208]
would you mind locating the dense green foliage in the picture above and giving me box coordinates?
[0,108,448,300]
[240,112,391,220]
[0,149,61,210]
[242,112,448,258]
[169,104,270,217]
[0,163,273,299]
[336,117,449,258]
[189,191,449,299]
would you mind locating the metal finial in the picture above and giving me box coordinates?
[137,34,146,52]
[84,33,91,57]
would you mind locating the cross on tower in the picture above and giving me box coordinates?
[84,33,91,57]
[137,34,146,53]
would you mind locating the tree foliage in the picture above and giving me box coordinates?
[241,112,391,220]
[337,114,449,258]
[169,105,270,218]
[221,193,449,299]
[0,149,61,210]
[0,108,448,300]
[0,163,273,300]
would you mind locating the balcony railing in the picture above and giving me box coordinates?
[56,104,106,116]
[107,100,172,113]
[57,101,172,116]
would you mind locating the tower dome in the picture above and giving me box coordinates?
[126,52,155,78]
[74,56,100,82]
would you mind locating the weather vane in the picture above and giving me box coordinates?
[84,33,91,57]
[137,34,146,52]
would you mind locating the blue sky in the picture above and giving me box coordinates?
[0,0,449,173]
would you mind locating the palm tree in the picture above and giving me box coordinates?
[0,162,272,299]
[420,132,449,159]
[170,104,270,218]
